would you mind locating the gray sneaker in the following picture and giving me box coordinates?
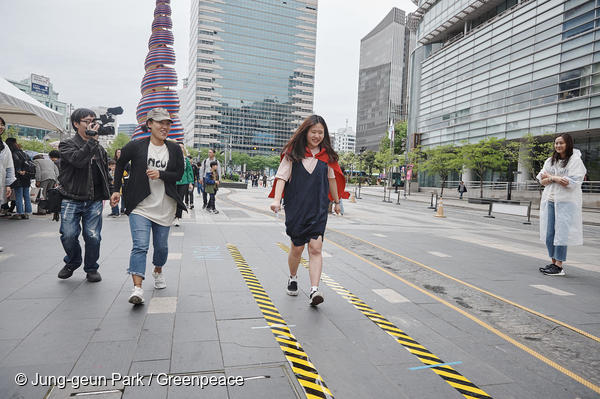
[542,264,565,276]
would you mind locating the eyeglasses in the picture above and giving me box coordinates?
[80,119,95,124]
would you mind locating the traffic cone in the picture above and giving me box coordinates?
[350,193,356,203]
[435,197,446,218]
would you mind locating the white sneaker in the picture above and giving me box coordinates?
[128,286,144,305]
[174,218,180,227]
[152,271,167,289]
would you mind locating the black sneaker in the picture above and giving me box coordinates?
[539,264,555,273]
[58,266,74,279]
[190,204,194,209]
[309,289,324,306]
[202,204,207,209]
[286,278,298,296]
[542,264,565,276]
[86,270,102,282]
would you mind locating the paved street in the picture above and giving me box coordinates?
[0,187,599,399]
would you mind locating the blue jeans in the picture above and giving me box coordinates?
[546,201,567,262]
[60,199,103,272]
[14,186,32,214]
[128,213,170,279]
[110,204,119,215]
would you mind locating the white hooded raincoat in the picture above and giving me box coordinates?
[536,149,586,246]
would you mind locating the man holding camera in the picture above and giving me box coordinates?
[57,108,110,283]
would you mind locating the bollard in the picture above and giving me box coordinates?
[428,192,436,209]
[434,197,446,218]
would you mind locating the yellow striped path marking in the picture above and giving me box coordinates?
[226,244,334,399]
[330,228,600,344]
[277,243,492,399]
[322,238,600,396]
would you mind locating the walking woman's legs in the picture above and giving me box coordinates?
[288,243,304,278]
[307,236,323,287]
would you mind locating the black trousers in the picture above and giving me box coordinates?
[184,188,193,206]
[202,190,208,206]
[208,193,216,210]
[175,184,187,218]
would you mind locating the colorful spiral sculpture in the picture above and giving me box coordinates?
[132,0,184,141]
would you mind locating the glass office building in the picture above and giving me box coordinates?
[356,8,417,151]
[408,0,600,179]
[187,0,317,154]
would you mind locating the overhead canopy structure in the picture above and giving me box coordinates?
[0,76,64,132]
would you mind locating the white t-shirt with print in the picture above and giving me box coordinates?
[131,142,177,226]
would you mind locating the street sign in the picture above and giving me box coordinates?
[30,74,50,95]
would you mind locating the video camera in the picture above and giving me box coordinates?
[91,106,124,136]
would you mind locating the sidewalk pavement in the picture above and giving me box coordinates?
[351,185,600,225]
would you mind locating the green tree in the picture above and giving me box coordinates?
[186,146,199,159]
[106,133,130,158]
[420,145,462,196]
[338,151,357,173]
[265,154,281,170]
[460,137,510,198]
[230,151,250,170]
[362,150,376,177]
[393,121,407,155]
[518,134,554,180]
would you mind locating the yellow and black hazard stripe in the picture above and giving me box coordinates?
[277,243,492,399]
[226,244,334,399]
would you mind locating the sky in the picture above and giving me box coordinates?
[0,0,417,131]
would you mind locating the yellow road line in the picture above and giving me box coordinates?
[322,238,600,395]
[278,243,493,399]
[330,228,600,344]
[226,244,334,399]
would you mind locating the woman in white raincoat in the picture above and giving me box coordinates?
[536,133,586,276]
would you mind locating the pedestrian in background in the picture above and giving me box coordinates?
[174,143,194,226]
[33,153,59,214]
[107,160,120,217]
[111,108,185,305]
[56,108,110,283]
[204,160,220,214]
[536,133,586,276]
[114,148,129,214]
[49,150,60,168]
[457,181,467,199]
[185,155,195,210]
[269,115,349,306]
[0,116,16,225]
[200,149,221,209]
[5,138,33,220]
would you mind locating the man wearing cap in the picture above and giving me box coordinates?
[111,108,185,305]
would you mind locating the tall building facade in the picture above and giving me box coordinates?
[356,8,417,151]
[8,74,69,138]
[332,125,356,153]
[187,0,317,154]
[408,0,600,179]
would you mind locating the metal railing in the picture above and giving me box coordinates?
[443,180,600,193]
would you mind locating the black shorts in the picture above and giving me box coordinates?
[290,232,324,247]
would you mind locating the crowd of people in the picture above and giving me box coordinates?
[0,110,587,306]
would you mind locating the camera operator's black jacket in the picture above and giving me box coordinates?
[58,134,110,201]
[113,137,186,215]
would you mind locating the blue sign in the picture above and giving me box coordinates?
[31,83,49,95]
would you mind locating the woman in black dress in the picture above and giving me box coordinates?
[269,115,348,306]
